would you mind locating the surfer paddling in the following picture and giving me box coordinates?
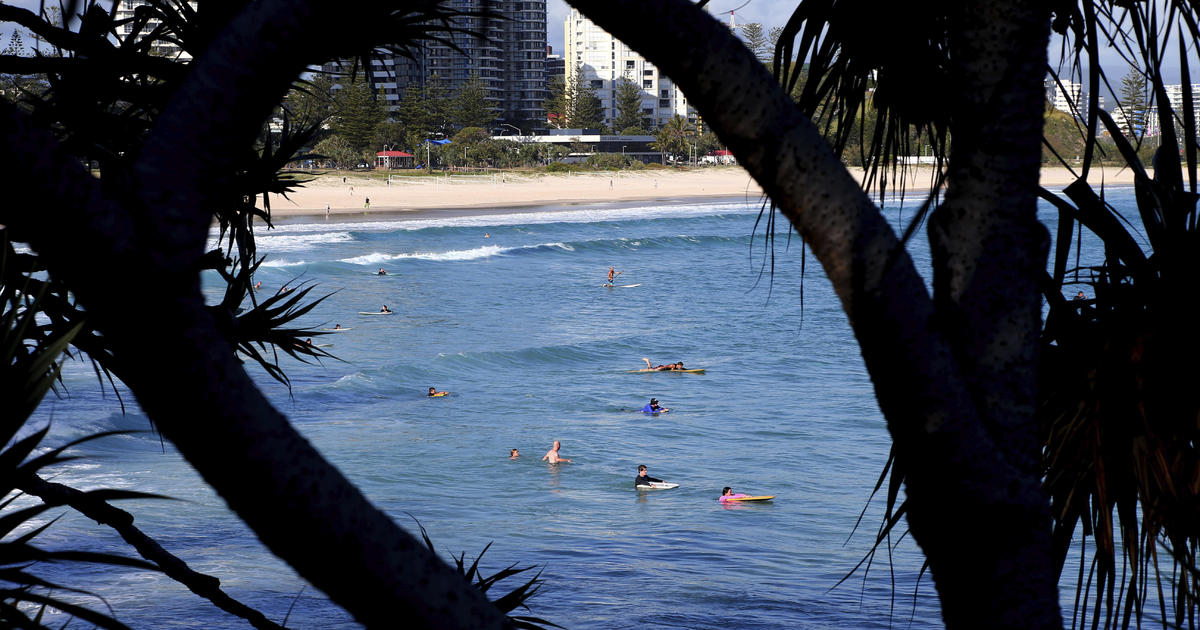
[641,358,684,371]
[641,398,669,413]
[720,487,750,502]
[428,386,448,397]
[634,464,663,488]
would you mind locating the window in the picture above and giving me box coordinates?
[659,99,670,107]
[591,80,604,89]
[643,80,653,88]
[643,70,653,76]
[626,60,635,69]
[660,89,669,98]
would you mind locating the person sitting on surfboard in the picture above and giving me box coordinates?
[377,268,388,275]
[635,464,663,488]
[719,487,750,502]
[380,305,393,313]
[428,386,448,397]
[641,398,669,413]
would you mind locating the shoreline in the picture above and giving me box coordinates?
[261,165,1144,221]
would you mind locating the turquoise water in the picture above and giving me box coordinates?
[25,190,1130,628]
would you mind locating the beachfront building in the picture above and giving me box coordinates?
[113,0,197,59]
[1046,79,1083,116]
[563,9,695,131]
[491,129,661,163]
[325,1,548,132]
[1163,83,1200,140]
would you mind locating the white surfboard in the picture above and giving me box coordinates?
[637,481,678,490]
[358,311,395,315]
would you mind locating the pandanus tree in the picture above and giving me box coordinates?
[566,0,1200,628]
[1,1,554,628]
[3,0,1199,628]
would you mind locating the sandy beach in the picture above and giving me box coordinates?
[263,165,1143,218]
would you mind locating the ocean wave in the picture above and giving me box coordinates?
[340,242,572,264]
[264,201,761,234]
[254,231,354,253]
[259,258,311,268]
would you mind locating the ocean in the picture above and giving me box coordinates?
[25,188,1130,628]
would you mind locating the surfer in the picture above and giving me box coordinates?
[377,268,388,275]
[635,464,663,488]
[720,487,750,502]
[509,448,519,459]
[334,324,342,330]
[606,266,622,287]
[641,398,669,413]
[542,440,572,464]
[428,386,448,397]
[253,281,262,291]
[642,358,684,371]
[381,305,393,313]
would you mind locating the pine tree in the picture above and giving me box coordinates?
[739,23,770,63]
[453,73,496,130]
[572,67,605,130]
[1117,63,1148,136]
[613,76,646,133]
[330,74,384,154]
[544,75,572,129]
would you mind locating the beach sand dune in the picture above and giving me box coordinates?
[263,165,1142,218]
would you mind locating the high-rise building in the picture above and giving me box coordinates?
[1162,83,1199,139]
[1046,80,1083,116]
[328,2,547,131]
[113,0,197,59]
[564,9,695,130]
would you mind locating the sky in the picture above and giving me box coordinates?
[3,1,1194,96]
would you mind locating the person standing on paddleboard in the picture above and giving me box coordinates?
[635,464,663,488]
[607,266,622,286]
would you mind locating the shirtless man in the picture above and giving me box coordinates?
[606,266,622,286]
[542,440,573,464]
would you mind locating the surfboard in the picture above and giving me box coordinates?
[314,343,334,348]
[358,311,395,315]
[627,368,706,374]
[722,495,775,502]
[321,327,353,331]
[637,481,678,490]
[602,283,642,288]
[429,392,449,398]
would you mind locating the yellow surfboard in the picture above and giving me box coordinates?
[721,495,775,502]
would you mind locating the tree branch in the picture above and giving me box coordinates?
[0,1,507,625]
[19,474,283,630]
[566,1,1061,626]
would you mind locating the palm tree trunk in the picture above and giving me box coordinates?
[564,0,1061,626]
[0,0,507,626]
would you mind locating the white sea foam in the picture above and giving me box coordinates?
[254,231,354,253]
[263,201,761,235]
[339,241,571,264]
[258,259,311,268]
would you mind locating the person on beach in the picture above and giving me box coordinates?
[364,197,370,210]
[325,203,330,218]
[509,449,519,459]
[606,266,622,286]
[542,440,572,464]
[377,268,388,275]
[428,386,448,397]
[381,305,392,313]
[641,398,669,413]
[719,487,750,502]
[635,465,663,488]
